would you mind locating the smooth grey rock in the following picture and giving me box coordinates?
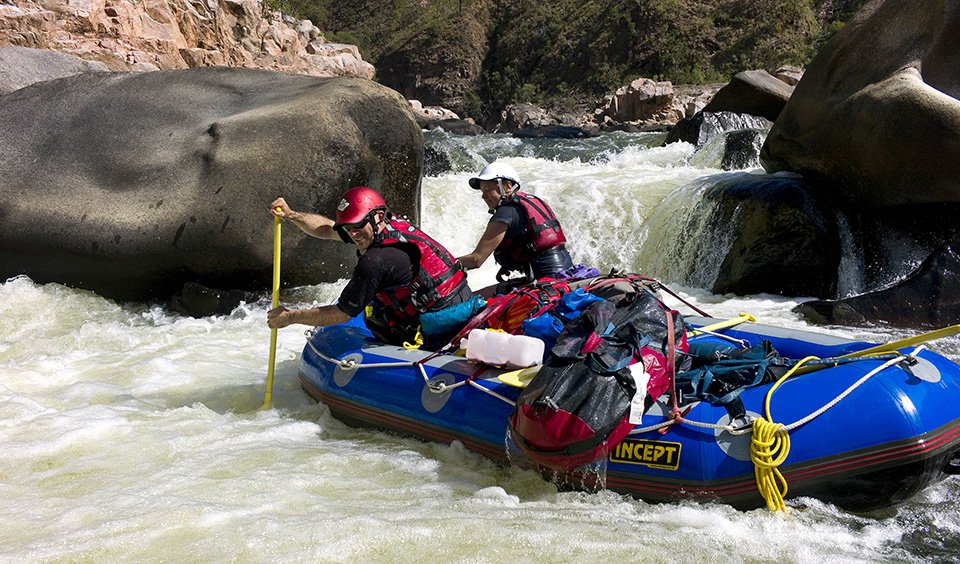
[0,46,109,94]
[761,0,960,209]
[0,67,423,300]
[702,69,794,122]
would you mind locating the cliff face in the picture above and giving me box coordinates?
[374,1,491,120]
[0,0,374,78]
[310,0,874,120]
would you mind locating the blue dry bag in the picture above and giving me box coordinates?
[520,288,605,355]
[420,295,487,337]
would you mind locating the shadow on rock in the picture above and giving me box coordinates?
[170,282,265,317]
[795,241,960,329]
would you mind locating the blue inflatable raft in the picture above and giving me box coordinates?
[298,312,960,511]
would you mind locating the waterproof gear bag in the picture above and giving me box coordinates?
[676,339,790,417]
[455,280,572,340]
[556,264,601,280]
[420,295,486,337]
[520,288,606,356]
[509,289,688,471]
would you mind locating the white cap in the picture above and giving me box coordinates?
[469,161,521,190]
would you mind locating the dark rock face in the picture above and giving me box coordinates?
[761,0,960,209]
[702,69,795,122]
[720,130,766,171]
[513,125,597,139]
[0,67,423,301]
[794,241,960,329]
[706,174,841,297]
[423,146,452,177]
[170,282,263,317]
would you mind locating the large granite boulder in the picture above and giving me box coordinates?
[0,67,423,301]
[0,46,108,94]
[761,0,960,209]
[702,69,794,122]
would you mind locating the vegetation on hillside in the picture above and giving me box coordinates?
[266,0,870,121]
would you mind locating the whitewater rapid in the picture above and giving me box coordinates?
[1,130,958,562]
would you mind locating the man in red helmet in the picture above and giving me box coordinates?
[266,187,473,348]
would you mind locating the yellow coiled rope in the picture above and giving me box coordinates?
[750,356,818,512]
[751,418,791,511]
[403,326,424,350]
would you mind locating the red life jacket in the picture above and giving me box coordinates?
[370,218,469,327]
[494,192,567,269]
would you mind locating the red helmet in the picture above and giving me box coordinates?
[334,186,387,227]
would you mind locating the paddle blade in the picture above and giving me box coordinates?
[497,365,542,388]
[261,327,279,409]
[794,323,960,376]
[838,324,960,359]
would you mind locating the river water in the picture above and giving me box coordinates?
[2,131,958,562]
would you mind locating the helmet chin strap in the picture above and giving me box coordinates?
[370,210,388,241]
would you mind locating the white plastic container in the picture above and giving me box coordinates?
[463,329,545,368]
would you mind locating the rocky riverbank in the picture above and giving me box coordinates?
[0,0,800,139]
[0,0,373,80]
[409,65,802,138]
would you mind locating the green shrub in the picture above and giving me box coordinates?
[271,0,869,120]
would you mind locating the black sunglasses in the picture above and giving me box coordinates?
[340,217,370,232]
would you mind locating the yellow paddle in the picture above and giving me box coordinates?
[795,323,960,375]
[262,210,282,409]
[497,365,543,388]
[838,324,960,358]
[686,313,756,337]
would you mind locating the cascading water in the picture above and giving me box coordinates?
[421,130,723,289]
[1,130,959,561]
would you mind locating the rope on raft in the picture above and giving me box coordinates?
[304,328,928,512]
[627,347,925,512]
[304,330,517,406]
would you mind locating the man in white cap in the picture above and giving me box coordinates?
[458,161,573,295]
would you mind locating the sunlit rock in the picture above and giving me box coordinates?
[702,69,794,122]
[0,0,374,78]
[761,0,960,209]
[0,45,108,94]
[0,68,422,301]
